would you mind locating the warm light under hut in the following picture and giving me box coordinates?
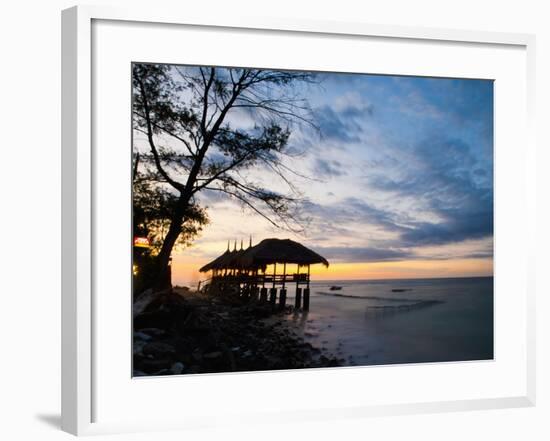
[198,238,329,310]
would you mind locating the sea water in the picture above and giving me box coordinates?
[283,277,494,366]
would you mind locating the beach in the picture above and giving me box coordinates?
[132,289,342,376]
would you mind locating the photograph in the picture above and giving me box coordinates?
[131,63,494,377]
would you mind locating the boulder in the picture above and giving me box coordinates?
[203,351,223,360]
[170,362,185,375]
[143,341,176,357]
[134,331,152,342]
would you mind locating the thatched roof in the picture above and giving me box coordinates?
[199,238,329,273]
[199,248,248,272]
[237,238,329,269]
[224,248,248,269]
[199,249,232,272]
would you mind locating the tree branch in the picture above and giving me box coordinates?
[135,75,185,192]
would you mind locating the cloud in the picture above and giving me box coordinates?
[312,94,375,147]
[314,105,362,144]
[312,158,346,179]
[302,198,405,235]
[364,136,493,247]
[392,89,445,120]
[315,241,493,264]
[316,246,413,263]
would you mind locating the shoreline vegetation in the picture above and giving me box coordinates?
[132,287,342,377]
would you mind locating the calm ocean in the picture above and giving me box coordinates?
[282,276,494,366]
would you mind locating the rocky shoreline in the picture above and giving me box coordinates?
[133,289,342,376]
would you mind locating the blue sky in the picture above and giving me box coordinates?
[302,74,493,258]
[233,71,494,263]
[135,67,494,283]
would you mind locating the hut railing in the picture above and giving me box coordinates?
[209,272,308,286]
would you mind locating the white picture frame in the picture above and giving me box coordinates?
[62,5,537,436]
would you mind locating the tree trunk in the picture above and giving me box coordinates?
[153,216,182,289]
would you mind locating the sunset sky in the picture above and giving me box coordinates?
[135,68,494,287]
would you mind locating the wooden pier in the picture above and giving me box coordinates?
[198,238,328,311]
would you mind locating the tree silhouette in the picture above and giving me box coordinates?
[133,166,209,254]
[132,64,316,288]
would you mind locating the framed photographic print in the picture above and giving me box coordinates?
[62,5,536,436]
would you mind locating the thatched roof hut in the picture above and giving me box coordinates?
[198,238,328,310]
[199,249,233,273]
[237,238,329,269]
[199,242,251,272]
[199,238,329,272]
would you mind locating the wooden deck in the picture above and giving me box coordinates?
[198,271,312,310]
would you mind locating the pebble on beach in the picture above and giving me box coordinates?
[132,290,341,376]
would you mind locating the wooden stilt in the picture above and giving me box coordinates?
[269,287,277,305]
[295,287,302,309]
[303,264,311,310]
[279,288,287,309]
[303,288,310,311]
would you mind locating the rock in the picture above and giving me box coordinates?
[187,364,200,374]
[133,289,169,318]
[265,355,284,368]
[134,310,172,330]
[143,341,176,357]
[203,351,223,360]
[139,327,165,338]
[170,362,185,375]
[133,340,148,356]
[133,370,147,377]
[134,331,152,341]
[137,358,171,372]
[132,287,340,375]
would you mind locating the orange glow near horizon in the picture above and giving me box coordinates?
[308,259,493,280]
[171,254,493,287]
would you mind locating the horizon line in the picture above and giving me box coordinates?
[177,274,494,287]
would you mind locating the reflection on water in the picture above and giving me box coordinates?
[281,277,494,367]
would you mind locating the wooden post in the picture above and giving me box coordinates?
[251,286,259,301]
[260,287,268,302]
[269,287,277,305]
[303,288,310,311]
[272,263,277,288]
[279,288,287,309]
[282,263,286,289]
[295,287,302,309]
[303,264,311,310]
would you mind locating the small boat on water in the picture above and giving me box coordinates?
[330,286,343,291]
[391,288,412,292]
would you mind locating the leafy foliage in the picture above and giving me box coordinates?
[133,171,209,254]
[132,63,318,285]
